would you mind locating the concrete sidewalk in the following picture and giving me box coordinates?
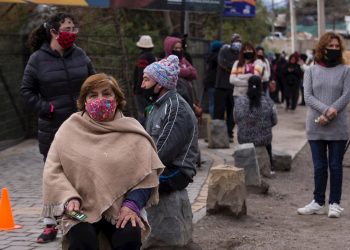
[0,104,308,250]
[189,104,308,222]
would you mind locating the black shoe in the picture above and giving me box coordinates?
[229,137,234,143]
[36,225,58,243]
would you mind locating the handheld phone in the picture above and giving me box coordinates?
[65,210,87,222]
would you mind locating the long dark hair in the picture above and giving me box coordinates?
[247,75,262,110]
[28,13,76,52]
[237,42,256,67]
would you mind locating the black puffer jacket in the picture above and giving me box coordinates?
[21,43,95,157]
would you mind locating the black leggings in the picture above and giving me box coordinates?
[266,144,274,171]
[68,219,141,250]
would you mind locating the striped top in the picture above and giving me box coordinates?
[304,64,350,140]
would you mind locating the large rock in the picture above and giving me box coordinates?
[255,146,272,178]
[272,149,292,171]
[233,143,261,186]
[207,165,247,217]
[143,190,193,249]
[207,119,230,148]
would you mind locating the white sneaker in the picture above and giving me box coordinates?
[297,200,325,215]
[328,203,344,218]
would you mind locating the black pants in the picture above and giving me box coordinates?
[68,219,141,250]
[265,144,274,171]
[284,84,299,110]
[213,88,234,138]
[159,168,191,194]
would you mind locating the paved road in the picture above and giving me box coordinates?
[0,104,308,249]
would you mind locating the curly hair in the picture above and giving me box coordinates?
[28,13,76,52]
[314,32,345,64]
[77,73,127,112]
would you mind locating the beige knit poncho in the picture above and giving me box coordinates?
[41,111,164,238]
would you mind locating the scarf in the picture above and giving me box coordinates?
[41,111,164,238]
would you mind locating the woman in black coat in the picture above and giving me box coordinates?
[283,54,302,111]
[20,12,95,243]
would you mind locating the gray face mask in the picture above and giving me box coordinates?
[231,42,241,52]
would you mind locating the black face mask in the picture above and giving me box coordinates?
[143,84,162,103]
[243,52,254,60]
[325,49,341,62]
[257,55,264,60]
[172,50,183,60]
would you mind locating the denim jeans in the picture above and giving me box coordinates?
[309,140,347,205]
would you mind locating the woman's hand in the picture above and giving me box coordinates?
[326,107,337,120]
[65,199,80,212]
[319,115,330,126]
[116,206,145,230]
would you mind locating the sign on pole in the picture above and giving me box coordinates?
[86,0,222,12]
[222,0,256,18]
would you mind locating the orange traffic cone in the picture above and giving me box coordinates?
[0,188,22,230]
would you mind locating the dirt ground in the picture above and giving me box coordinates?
[193,144,350,250]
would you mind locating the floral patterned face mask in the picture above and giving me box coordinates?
[85,98,117,122]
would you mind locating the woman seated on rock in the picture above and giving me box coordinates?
[234,75,278,175]
[41,73,164,250]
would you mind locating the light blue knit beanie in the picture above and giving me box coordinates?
[144,55,180,90]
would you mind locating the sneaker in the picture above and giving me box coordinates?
[297,200,325,215]
[270,171,276,175]
[229,137,234,143]
[36,225,58,243]
[328,203,344,218]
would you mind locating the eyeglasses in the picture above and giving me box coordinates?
[59,27,79,34]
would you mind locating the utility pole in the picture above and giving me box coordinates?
[271,0,275,34]
[180,0,189,36]
[289,0,297,53]
[317,0,325,37]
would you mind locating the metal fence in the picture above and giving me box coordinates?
[0,33,210,149]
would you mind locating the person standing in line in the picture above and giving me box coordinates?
[234,75,277,175]
[133,35,156,125]
[203,40,223,118]
[20,12,95,243]
[298,53,314,106]
[229,42,263,98]
[163,35,197,106]
[213,33,242,142]
[273,52,288,103]
[141,55,198,193]
[283,53,303,111]
[297,32,350,218]
[255,46,271,95]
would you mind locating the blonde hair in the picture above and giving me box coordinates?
[77,73,126,111]
[315,32,345,64]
